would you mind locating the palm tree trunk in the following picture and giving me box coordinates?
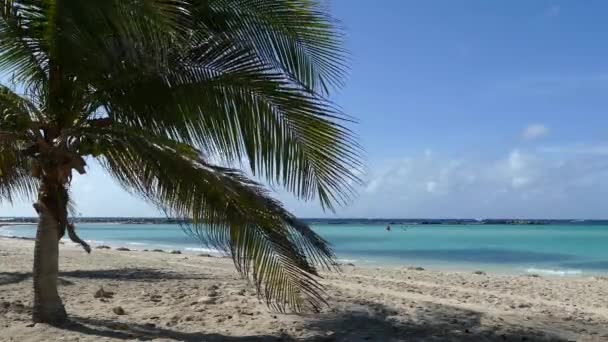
[32,199,67,324]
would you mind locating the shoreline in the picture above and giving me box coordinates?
[0,233,603,279]
[2,238,608,341]
[0,222,36,227]
[2,218,608,226]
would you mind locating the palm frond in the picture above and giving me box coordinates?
[51,0,189,80]
[78,126,337,311]
[193,0,348,94]
[91,35,362,210]
[0,143,37,203]
[0,81,40,203]
[0,0,48,89]
[0,83,43,125]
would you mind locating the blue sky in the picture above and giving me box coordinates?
[4,0,608,218]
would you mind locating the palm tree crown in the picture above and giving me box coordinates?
[0,0,362,319]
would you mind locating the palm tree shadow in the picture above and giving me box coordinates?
[59,268,212,282]
[1,270,570,341]
[0,272,30,286]
[63,316,290,341]
[0,268,213,286]
[60,301,567,342]
[301,300,567,341]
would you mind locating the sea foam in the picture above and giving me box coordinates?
[525,267,582,276]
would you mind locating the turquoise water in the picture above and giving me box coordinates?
[3,223,608,276]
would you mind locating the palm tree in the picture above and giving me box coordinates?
[0,0,361,325]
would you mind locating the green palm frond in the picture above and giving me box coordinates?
[54,0,189,68]
[0,0,48,89]
[0,143,37,203]
[0,83,44,125]
[192,0,348,94]
[90,33,361,210]
[79,126,336,311]
[0,83,40,203]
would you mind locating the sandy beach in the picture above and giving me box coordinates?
[1,237,608,341]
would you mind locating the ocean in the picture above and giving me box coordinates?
[2,223,608,276]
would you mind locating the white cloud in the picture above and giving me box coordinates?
[364,179,381,194]
[507,149,525,170]
[275,146,608,219]
[522,124,548,141]
[6,145,608,220]
[511,177,531,189]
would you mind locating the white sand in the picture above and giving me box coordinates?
[1,237,608,341]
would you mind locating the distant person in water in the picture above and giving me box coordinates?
[386,225,391,231]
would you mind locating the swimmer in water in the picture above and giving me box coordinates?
[386,225,391,231]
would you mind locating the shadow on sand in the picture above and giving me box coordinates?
[2,268,568,341]
[0,272,31,286]
[0,267,210,286]
[60,301,565,342]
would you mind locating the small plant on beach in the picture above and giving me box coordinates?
[0,0,361,324]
